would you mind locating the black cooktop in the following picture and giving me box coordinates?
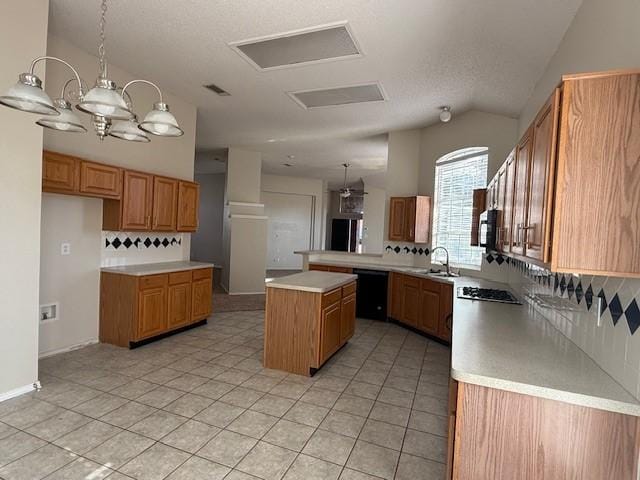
[457,286,521,304]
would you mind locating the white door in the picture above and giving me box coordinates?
[263,192,313,269]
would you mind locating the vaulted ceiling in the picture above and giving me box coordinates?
[49,0,582,182]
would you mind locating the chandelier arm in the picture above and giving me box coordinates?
[29,56,84,98]
[121,79,164,105]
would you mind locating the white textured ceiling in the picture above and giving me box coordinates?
[48,0,582,182]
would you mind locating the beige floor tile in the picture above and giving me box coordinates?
[120,442,190,480]
[343,381,382,400]
[359,419,406,451]
[192,380,236,400]
[411,394,448,416]
[283,454,341,480]
[136,386,186,408]
[99,401,156,428]
[25,409,91,442]
[215,369,255,386]
[161,419,220,453]
[227,410,279,439]
[338,468,381,479]
[71,393,129,418]
[53,419,122,455]
[376,387,414,409]
[250,394,296,417]
[241,375,283,392]
[194,401,245,428]
[269,381,310,400]
[407,410,447,436]
[368,402,410,427]
[402,429,447,463]
[43,457,113,479]
[85,430,154,469]
[165,456,230,480]
[197,430,257,467]
[0,431,47,467]
[220,387,265,408]
[162,393,214,417]
[332,394,374,418]
[283,402,329,427]
[164,373,209,392]
[346,440,399,480]
[395,452,445,480]
[262,419,315,452]
[0,444,76,480]
[318,410,366,438]
[129,409,187,440]
[303,429,355,465]
[110,379,159,400]
[299,387,341,408]
[1,399,63,429]
[236,441,297,480]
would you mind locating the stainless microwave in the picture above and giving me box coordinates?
[479,209,499,251]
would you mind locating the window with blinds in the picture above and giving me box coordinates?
[432,147,488,268]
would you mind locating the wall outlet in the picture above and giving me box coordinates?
[60,243,71,255]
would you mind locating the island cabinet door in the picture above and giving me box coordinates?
[320,295,342,364]
[340,285,356,343]
[137,275,168,340]
[192,268,213,321]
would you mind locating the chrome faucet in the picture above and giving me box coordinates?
[431,246,452,276]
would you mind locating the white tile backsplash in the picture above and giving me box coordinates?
[495,253,640,400]
[101,231,189,267]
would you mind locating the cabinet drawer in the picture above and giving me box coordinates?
[139,274,168,290]
[169,270,192,285]
[328,265,353,273]
[403,275,420,288]
[342,282,356,297]
[192,268,212,281]
[322,288,342,307]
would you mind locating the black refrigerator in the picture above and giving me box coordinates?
[330,219,358,252]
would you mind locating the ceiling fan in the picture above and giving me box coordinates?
[338,163,368,198]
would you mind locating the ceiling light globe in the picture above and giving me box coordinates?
[36,99,86,133]
[139,102,184,137]
[109,116,150,143]
[439,107,452,123]
[76,77,132,120]
[0,73,58,115]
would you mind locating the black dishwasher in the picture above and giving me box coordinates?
[353,269,388,321]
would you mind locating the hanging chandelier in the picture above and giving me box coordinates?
[0,0,183,141]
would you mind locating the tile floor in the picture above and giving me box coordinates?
[0,310,450,480]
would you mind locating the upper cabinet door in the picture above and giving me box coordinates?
[405,196,417,242]
[121,171,153,231]
[511,129,532,256]
[79,161,122,199]
[177,181,199,232]
[526,88,560,263]
[389,197,407,241]
[42,151,79,194]
[495,164,507,251]
[152,176,178,231]
[413,196,432,244]
[501,150,517,253]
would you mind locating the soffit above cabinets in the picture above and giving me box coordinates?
[229,22,362,71]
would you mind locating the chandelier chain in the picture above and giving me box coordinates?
[98,0,107,77]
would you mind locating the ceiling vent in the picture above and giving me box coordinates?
[288,83,385,109]
[204,83,230,96]
[230,22,361,71]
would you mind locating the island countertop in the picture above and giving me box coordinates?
[266,271,357,293]
[101,261,216,276]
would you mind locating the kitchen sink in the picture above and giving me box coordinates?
[429,271,459,278]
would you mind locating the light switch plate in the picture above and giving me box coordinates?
[61,243,71,255]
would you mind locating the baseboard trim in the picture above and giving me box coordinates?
[225,291,266,296]
[0,383,37,403]
[39,339,99,359]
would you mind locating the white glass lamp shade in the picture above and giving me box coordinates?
[0,73,58,115]
[109,116,150,143]
[139,102,184,137]
[76,77,132,120]
[439,107,452,123]
[36,98,86,133]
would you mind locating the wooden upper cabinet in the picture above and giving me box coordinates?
[389,196,432,243]
[511,128,532,256]
[527,88,560,263]
[470,189,487,247]
[152,176,178,231]
[119,171,154,231]
[79,161,122,199]
[389,197,406,241]
[552,72,640,276]
[177,181,199,232]
[42,151,80,194]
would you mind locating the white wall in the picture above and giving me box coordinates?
[418,110,518,194]
[362,185,386,254]
[519,0,640,133]
[191,173,226,265]
[0,0,49,398]
[38,35,197,356]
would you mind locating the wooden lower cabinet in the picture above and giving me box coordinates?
[100,267,213,347]
[264,281,357,376]
[450,382,640,479]
[388,272,453,343]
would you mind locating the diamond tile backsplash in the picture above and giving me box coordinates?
[101,232,187,267]
[485,253,640,400]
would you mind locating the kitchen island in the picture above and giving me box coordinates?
[264,271,357,376]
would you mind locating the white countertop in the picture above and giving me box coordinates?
[300,260,640,416]
[266,271,357,293]
[295,250,383,258]
[101,261,216,276]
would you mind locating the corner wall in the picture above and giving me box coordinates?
[0,0,49,398]
[38,35,197,357]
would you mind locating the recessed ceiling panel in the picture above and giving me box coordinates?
[231,23,361,70]
[290,83,385,109]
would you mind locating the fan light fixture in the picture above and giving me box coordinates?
[0,0,183,144]
[440,106,452,123]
